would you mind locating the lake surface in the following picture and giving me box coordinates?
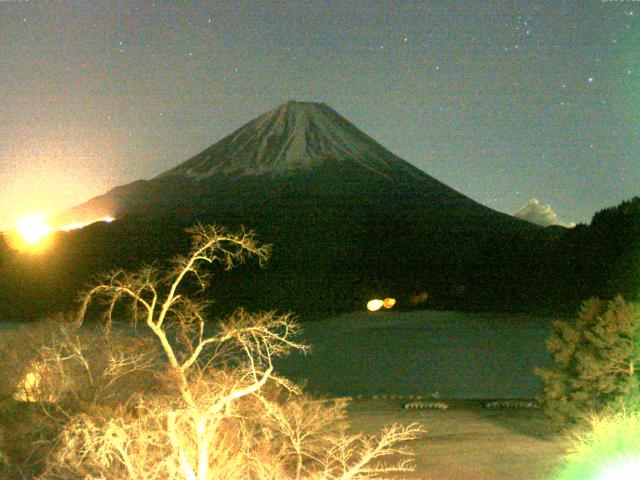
[274,310,557,399]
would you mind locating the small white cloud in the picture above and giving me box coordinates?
[513,198,576,228]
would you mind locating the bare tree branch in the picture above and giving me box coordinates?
[6,224,422,480]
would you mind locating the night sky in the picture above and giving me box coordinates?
[1,0,638,230]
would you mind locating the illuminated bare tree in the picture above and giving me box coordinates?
[11,224,424,480]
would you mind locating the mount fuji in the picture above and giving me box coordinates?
[56,101,532,232]
[4,101,542,320]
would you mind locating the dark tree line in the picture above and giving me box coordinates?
[0,197,638,321]
[466,196,640,314]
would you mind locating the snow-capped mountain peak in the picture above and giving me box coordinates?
[56,100,536,236]
[159,100,404,179]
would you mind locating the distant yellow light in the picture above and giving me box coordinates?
[4,213,116,254]
[16,214,52,245]
[57,215,115,231]
[409,291,429,305]
[383,298,396,309]
[4,214,54,253]
[58,221,86,232]
[367,299,384,312]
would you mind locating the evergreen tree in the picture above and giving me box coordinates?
[536,296,640,426]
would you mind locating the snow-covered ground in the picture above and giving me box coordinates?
[275,310,557,399]
[347,398,566,480]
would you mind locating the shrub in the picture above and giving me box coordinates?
[554,409,640,480]
[535,296,640,427]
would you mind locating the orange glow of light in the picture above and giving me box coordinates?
[57,215,115,231]
[383,298,396,309]
[4,214,115,253]
[409,291,429,305]
[4,214,55,253]
[367,299,384,312]
[58,221,88,232]
[16,215,52,245]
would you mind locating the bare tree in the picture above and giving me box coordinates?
[4,224,423,479]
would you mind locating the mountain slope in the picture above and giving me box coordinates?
[158,100,411,179]
[56,101,532,233]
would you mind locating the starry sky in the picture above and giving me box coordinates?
[1,0,638,230]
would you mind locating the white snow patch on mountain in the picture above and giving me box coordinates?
[513,199,575,227]
[160,101,402,179]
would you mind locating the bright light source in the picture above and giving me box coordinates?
[367,299,384,312]
[596,458,640,480]
[16,214,52,245]
[557,411,640,480]
[4,214,55,253]
[383,298,396,309]
[5,213,116,253]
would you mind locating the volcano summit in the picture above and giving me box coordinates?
[161,100,413,178]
